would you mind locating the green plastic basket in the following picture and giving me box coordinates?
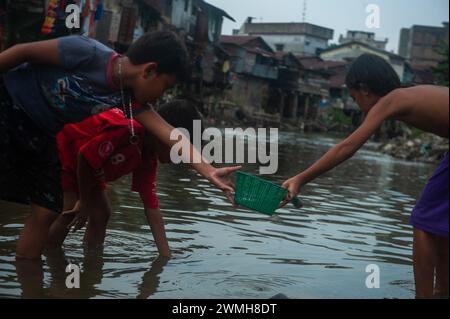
[234,171,288,216]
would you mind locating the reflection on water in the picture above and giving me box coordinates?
[0,132,436,299]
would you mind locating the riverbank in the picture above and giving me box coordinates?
[379,133,449,163]
[205,113,448,164]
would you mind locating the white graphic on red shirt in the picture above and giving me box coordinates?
[111,153,126,165]
[98,141,114,158]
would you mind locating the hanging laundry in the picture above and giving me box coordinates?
[95,2,104,21]
[87,0,98,37]
[41,0,59,35]
[82,0,91,18]
[222,60,230,73]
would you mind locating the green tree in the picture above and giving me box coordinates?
[434,43,449,86]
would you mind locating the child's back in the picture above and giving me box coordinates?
[388,85,448,138]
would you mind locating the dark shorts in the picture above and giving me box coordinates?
[0,80,63,213]
[410,152,449,238]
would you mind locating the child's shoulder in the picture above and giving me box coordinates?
[58,35,116,66]
[398,84,448,96]
[59,34,107,47]
[387,85,448,109]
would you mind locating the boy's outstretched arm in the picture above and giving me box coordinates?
[135,110,241,204]
[145,208,170,258]
[0,39,60,73]
[281,93,400,207]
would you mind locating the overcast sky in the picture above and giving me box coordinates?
[207,0,449,53]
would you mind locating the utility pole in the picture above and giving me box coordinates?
[302,0,307,22]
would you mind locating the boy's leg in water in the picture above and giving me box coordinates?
[84,188,112,248]
[15,258,45,299]
[47,192,79,248]
[45,247,73,298]
[81,245,105,298]
[18,153,63,258]
[0,75,64,260]
[413,228,437,299]
[410,154,448,298]
[434,235,449,298]
[15,139,63,258]
[16,204,58,259]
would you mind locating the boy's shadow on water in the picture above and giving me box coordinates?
[14,247,169,299]
[137,256,169,299]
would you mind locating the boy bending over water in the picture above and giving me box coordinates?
[47,101,202,258]
[282,54,449,298]
[0,31,239,260]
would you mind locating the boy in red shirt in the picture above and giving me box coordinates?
[47,100,202,257]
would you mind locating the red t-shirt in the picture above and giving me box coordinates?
[57,108,159,209]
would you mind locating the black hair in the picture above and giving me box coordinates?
[125,30,188,82]
[345,54,401,97]
[158,100,204,144]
